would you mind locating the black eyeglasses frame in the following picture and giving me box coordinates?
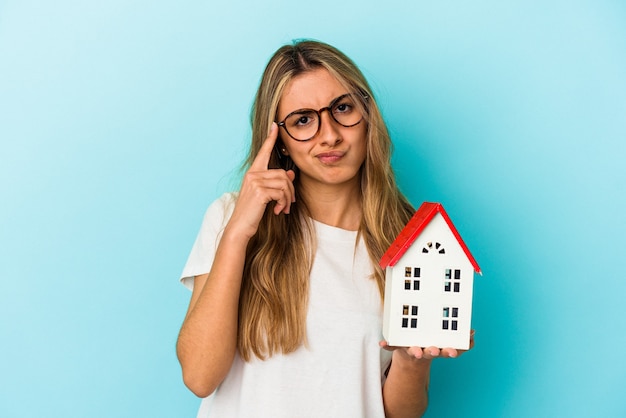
[276,93,369,142]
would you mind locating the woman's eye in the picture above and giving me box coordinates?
[296,116,312,126]
[288,112,315,128]
[334,101,353,114]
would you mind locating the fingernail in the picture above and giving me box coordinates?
[268,122,277,135]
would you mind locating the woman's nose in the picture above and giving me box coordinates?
[317,109,342,146]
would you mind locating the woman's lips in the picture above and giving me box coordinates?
[316,151,344,164]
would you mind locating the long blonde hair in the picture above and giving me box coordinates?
[239,40,414,361]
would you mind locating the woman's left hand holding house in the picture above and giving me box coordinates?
[378,330,475,418]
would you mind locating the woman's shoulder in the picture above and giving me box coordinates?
[200,192,239,225]
[206,191,238,212]
[215,191,238,207]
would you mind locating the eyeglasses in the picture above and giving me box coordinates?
[277,93,368,142]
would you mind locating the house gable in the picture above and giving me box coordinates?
[379,202,481,274]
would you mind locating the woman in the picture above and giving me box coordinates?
[177,40,469,418]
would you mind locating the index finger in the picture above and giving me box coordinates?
[250,122,279,171]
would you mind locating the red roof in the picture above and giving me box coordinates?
[379,202,481,274]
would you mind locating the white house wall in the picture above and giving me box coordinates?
[383,213,475,349]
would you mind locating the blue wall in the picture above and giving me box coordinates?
[1,1,625,417]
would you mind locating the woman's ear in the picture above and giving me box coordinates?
[277,139,289,156]
[277,142,296,172]
[273,140,295,171]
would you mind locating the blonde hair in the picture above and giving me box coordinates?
[239,40,414,361]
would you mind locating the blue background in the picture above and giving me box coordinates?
[1,1,625,417]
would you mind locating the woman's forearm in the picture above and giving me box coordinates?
[176,229,248,397]
[382,350,432,418]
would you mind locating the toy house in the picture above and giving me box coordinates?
[380,202,481,350]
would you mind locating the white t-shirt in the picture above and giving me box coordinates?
[180,193,392,418]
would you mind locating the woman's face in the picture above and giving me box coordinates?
[276,68,367,190]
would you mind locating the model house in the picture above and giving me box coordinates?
[380,202,481,350]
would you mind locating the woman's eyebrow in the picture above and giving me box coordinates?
[287,94,351,113]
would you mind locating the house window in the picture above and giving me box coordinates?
[422,242,445,254]
[404,267,421,291]
[401,305,419,328]
[442,306,459,331]
[444,268,461,293]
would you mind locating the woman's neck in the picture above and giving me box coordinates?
[298,178,362,231]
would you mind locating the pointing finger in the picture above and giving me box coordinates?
[250,122,280,171]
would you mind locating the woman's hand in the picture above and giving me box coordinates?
[379,331,475,417]
[379,329,475,361]
[227,123,296,239]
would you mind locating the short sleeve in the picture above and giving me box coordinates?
[179,192,237,290]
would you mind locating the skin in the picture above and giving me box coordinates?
[176,68,473,416]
